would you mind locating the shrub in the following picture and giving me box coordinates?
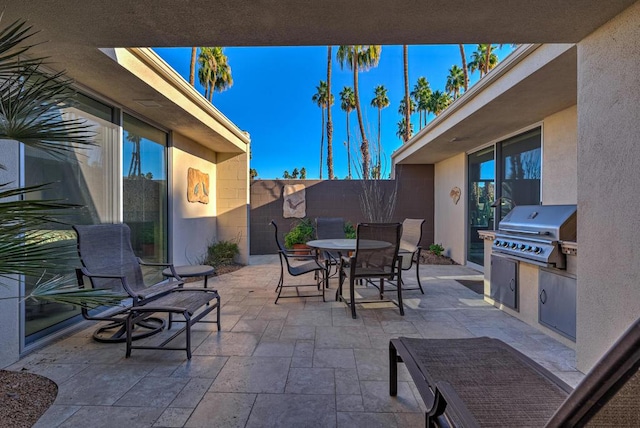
[284,218,314,248]
[429,243,445,257]
[204,240,239,266]
[344,221,356,239]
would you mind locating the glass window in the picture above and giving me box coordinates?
[23,95,119,342]
[122,113,168,263]
[467,147,495,266]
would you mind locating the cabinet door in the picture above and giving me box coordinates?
[539,269,576,341]
[490,255,518,310]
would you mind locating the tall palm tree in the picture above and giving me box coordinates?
[340,86,356,179]
[402,45,411,143]
[459,44,469,92]
[326,46,334,179]
[336,45,382,178]
[446,65,465,99]
[411,77,431,128]
[398,97,416,137]
[370,85,389,177]
[198,47,233,102]
[468,44,498,79]
[189,47,197,86]
[396,118,413,141]
[312,81,332,179]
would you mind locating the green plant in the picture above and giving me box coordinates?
[344,221,356,239]
[204,240,240,267]
[429,243,445,257]
[284,218,314,248]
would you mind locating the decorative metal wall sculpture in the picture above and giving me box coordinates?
[187,168,209,204]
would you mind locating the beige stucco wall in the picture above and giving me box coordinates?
[216,151,250,265]
[171,133,218,265]
[434,153,466,264]
[576,1,640,372]
[0,140,21,368]
[542,106,578,205]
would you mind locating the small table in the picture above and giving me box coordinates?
[162,264,215,288]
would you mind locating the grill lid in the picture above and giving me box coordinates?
[498,205,577,241]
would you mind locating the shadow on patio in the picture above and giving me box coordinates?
[10,255,583,427]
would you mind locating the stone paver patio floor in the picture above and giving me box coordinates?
[10,255,584,427]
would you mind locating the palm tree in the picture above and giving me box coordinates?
[370,85,389,177]
[198,47,233,102]
[326,46,334,179]
[468,44,498,79]
[398,97,416,140]
[0,18,124,306]
[396,118,414,141]
[429,90,452,116]
[340,86,356,179]
[459,44,469,92]
[189,47,197,86]
[312,81,332,179]
[336,45,382,178]
[411,77,431,128]
[446,65,465,99]
[402,45,411,143]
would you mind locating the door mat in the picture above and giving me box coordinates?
[456,280,484,295]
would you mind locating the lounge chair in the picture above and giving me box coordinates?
[389,318,640,427]
[397,218,425,293]
[74,223,220,359]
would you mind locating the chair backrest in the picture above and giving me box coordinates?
[316,217,345,239]
[400,218,425,253]
[546,318,640,426]
[353,223,402,277]
[73,223,145,293]
[270,220,287,253]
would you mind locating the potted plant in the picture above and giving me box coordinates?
[284,218,315,255]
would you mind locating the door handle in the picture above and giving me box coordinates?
[540,289,547,304]
[509,278,515,292]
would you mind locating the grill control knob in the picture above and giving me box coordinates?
[533,246,542,254]
[510,242,517,249]
[493,239,500,246]
[526,245,533,252]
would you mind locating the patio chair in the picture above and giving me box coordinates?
[270,220,327,303]
[390,318,640,427]
[397,218,425,293]
[74,223,220,358]
[315,217,345,283]
[338,222,403,319]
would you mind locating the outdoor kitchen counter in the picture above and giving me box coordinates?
[479,230,578,349]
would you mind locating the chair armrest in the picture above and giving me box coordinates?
[137,258,172,267]
[131,305,186,314]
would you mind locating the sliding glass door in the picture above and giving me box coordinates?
[467,147,495,266]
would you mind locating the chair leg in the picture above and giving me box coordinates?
[125,312,134,358]
[389,341,398,396]
[184,311,192,360]
[397,270,405,316]
[379,278,384,300]
[216,295,221,330]
[349,277,357,319]
[415,256,424,294]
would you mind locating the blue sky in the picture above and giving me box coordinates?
[154,45,514,179]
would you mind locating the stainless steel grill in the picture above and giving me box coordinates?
[492,205,577,269]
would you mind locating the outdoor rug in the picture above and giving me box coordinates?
[456,280,484,295]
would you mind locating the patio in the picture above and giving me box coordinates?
[10,255,584,427]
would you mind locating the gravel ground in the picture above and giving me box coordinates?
[421,252,458,265]
[0,370,57,428]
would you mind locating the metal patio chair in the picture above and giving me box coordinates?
[271,220,327,303]
[315,217,345,284]
[337,222,403,319]
[390,318,640,427]
[74,223,220,358]
[397,218,425,293]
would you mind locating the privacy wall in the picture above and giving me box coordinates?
[250,165,434,254]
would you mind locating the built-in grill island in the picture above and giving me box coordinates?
[487,205,578,342]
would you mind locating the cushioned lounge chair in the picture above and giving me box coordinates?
[389,318,640,427]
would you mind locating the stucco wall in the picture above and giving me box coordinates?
[0,140,21,368]
[171,133,217,265]
[542,106,578,205]
[577,2,640,371]
[434,153,466,264]
[216,151,250,265]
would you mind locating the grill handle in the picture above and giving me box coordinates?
[499,227,549,235]
[539,289,547,304]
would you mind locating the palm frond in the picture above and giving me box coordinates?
[0,18,42,77]
[25,274,127,309]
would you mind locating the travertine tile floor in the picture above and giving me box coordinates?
[10,255,584,427]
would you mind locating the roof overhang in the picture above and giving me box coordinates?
[392,44,577,165]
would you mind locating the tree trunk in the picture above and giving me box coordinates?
[189,47,197,86]
[353,53,369,178]
[319,107,325,179]
[403,45,411,143]
[346,111,352,179]
[484,44,492,75]
[326,46,334,180]
[376,107,381,177]
[459,44,469,91]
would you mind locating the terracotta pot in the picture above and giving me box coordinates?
[292,243,312,256]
